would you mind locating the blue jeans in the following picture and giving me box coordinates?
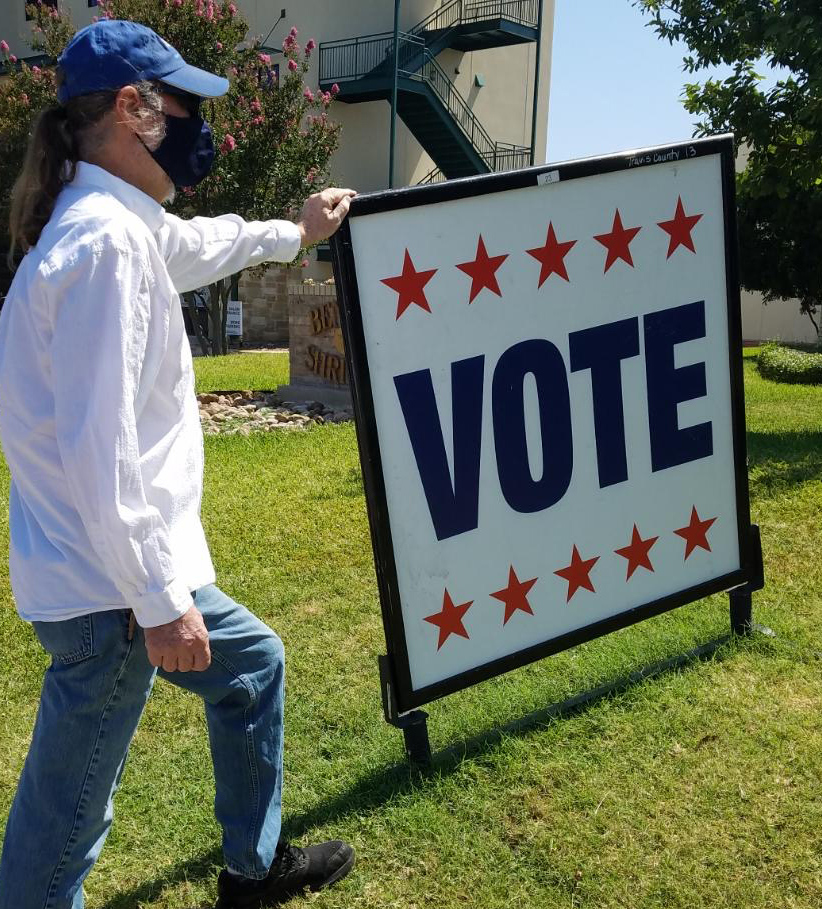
[0,584,285,909]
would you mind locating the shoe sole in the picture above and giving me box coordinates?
[310,847,356,892]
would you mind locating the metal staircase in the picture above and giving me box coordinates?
[319,0,540,182]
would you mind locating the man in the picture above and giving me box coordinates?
[0,20,356,909]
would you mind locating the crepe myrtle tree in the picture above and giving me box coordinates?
[0,1,341,354]
[635,0,822,337]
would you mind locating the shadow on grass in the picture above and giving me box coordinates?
[99,631,745,909]
[747,430,822,496]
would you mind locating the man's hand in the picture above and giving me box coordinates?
[143,605,211,672]
[297,188,356,247]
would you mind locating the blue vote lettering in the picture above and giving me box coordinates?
[393,301,712,541]
[394,356,485,541]
[644,300,713,472]
[569,317,640,488]
[492,339,573,513]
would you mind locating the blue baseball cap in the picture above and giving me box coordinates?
[57,20,229,103]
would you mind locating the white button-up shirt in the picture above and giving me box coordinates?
[0,162,301,627]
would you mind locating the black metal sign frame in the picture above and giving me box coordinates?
[332,135,757,716]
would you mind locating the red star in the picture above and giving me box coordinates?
[674,507,717,560]
[526,222,576,286]
[657,196,703,258]
[554,545,599,602]
[381,249,437,320]
[614,524,659,580]
[423,589,473,650]
[490,566,538,625]
[456,235,508,303]
[594,209,642,272]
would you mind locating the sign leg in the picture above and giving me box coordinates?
[729,524,771,637]
[729,587,753,635]
[397,710,432,768]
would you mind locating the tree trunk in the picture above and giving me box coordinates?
[183,291,211,357]
[207,280,226,356]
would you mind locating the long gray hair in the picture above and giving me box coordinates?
[8,78,165,263]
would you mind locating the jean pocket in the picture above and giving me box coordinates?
[32,614,95,665]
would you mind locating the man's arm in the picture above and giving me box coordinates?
[158,188,355,294]
[50,238,210,670]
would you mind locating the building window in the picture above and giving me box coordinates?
[26,0,58,21]
[88,0,98,6]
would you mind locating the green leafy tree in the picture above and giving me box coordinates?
[0,0,341,354]
[635,1,822,333]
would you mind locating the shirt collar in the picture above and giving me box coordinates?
[70,162,166,233]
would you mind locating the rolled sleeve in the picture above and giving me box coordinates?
[129,576,193,628]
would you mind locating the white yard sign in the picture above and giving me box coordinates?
[226,300,243,337]
[334,138,754,712]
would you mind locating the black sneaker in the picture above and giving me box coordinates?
[215,839,355,908]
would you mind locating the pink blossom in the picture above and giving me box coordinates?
[303,87,314,101]
[258,52,271,64]
[289,26,298,37]
[31,65,40,74]
[20,93,29,105]
[321,91,331,105]
[220,134,236,153]
[300,259,309,268]
[9,54,17,63]
[305,38,315,52]
[288,59,298,72]
[215,41,223,50]
[250,98,261,111]
[252,115,264,125]
[331,83,340,95]
[206,3,215,20]
[228,2,237,14]
[0,40,9,54]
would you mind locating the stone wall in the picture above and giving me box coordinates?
[238,267,289,346]
[278,283,351,406]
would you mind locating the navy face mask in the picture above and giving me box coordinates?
[149,112,215,188]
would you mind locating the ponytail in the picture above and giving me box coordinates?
[7,80,164,265]
[8,105,78,263]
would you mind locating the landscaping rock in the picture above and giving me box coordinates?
[195,390,354,436]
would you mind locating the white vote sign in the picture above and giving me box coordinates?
[334,138,753,712]
[226,300,243,337]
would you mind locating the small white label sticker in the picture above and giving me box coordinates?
[537,170,561,186]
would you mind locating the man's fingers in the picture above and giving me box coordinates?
[161,653,179,672]
[323,188,356,207]
[332,195,352,221]
[193,643,212,671]
[176,652,195,672]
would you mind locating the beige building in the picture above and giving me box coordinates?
[3,2,554,193]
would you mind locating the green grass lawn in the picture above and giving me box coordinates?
[1,356,820,908]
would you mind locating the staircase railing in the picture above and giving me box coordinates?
[413,0,540,35]
[319,31,425,85]
[406,50,529,172]
[418,165,446,185]
[318,2,537,174]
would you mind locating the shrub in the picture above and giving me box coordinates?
[756,342,822,385]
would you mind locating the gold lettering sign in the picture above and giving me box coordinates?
[305,344,347,385]
[309,302,340,335]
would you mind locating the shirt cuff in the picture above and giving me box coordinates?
[129,577,193,628]
[267,220,302,263]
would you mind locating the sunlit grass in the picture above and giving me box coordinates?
[0,360,819,908]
